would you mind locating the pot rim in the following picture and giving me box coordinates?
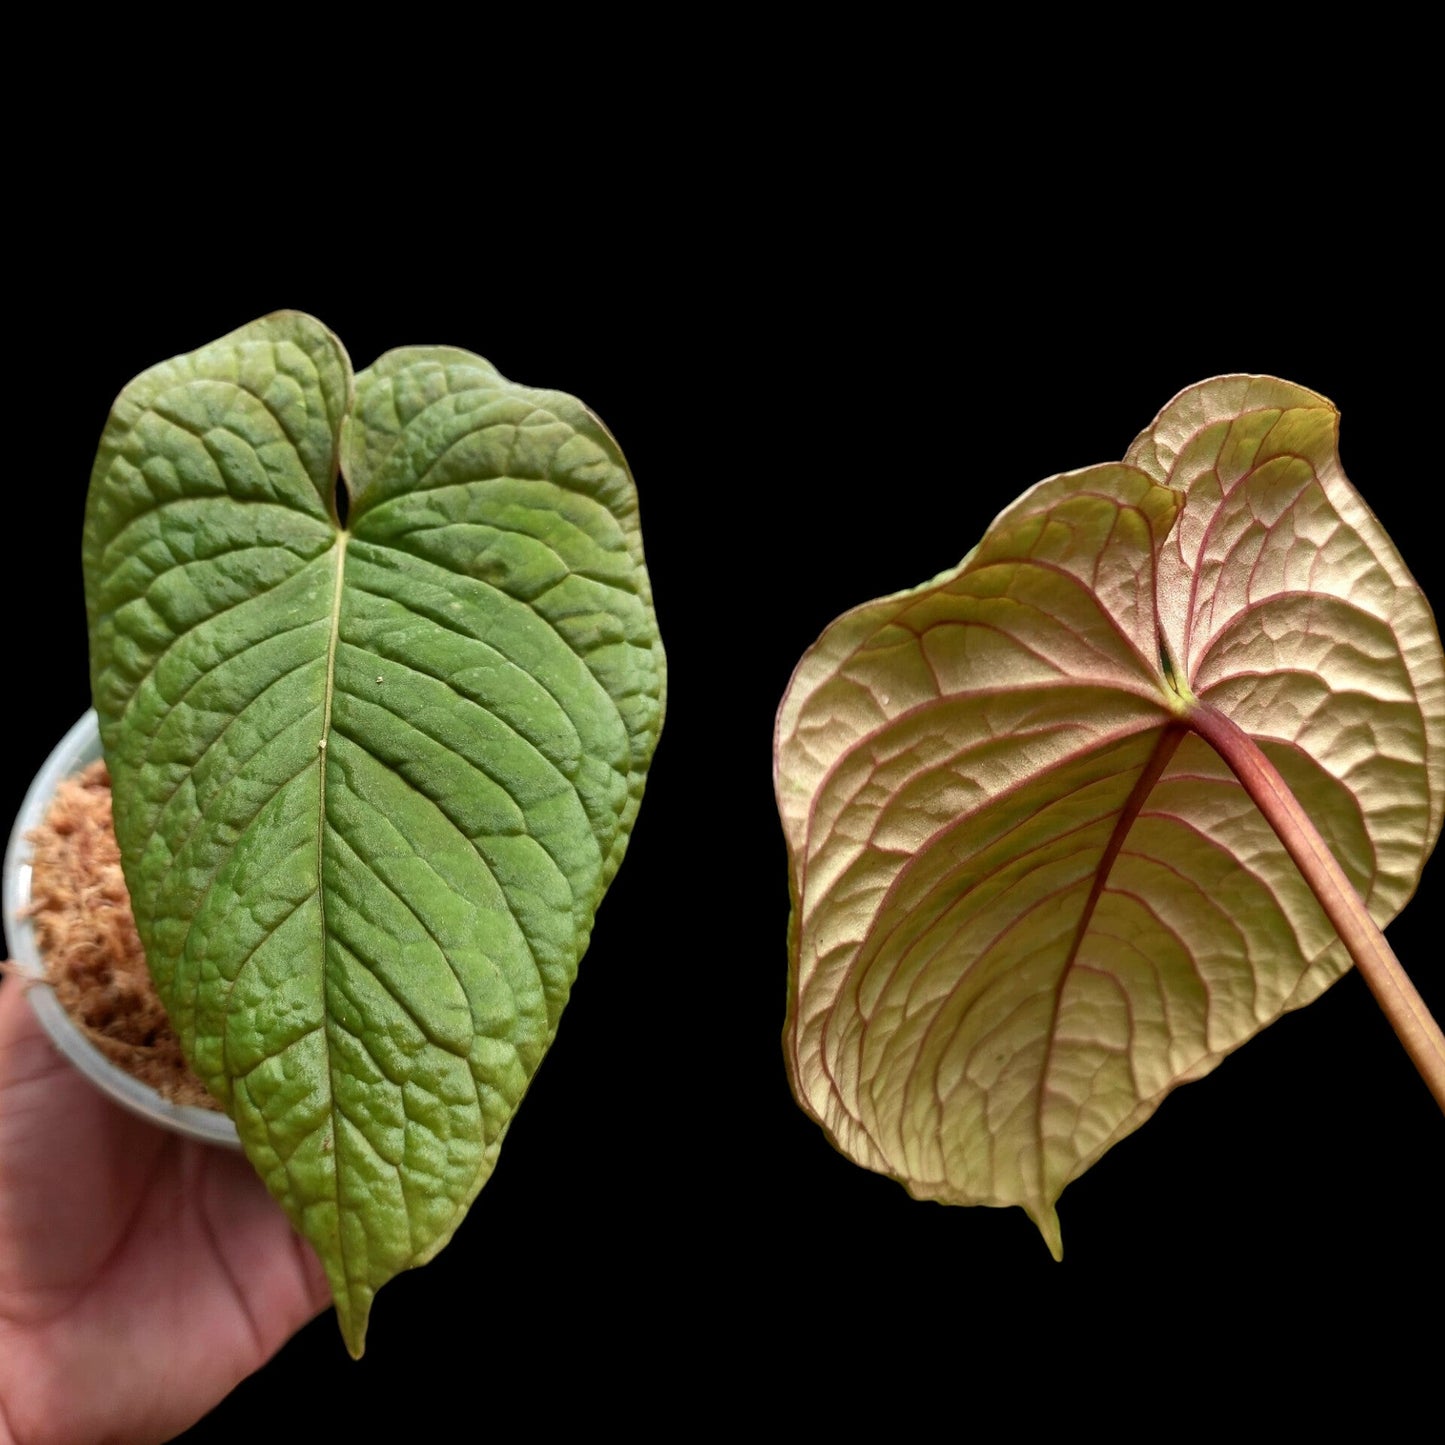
[3,710,240,1149]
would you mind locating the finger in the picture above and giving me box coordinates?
[0,974,168,1299]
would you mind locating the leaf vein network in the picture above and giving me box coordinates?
[344,568,634,795]
[161,751,322,993]
[331,691,583,909]
[147,357,340,487]
[115,553,335,729]
[333,633,580,794]
[348,551,630,729]
[810,723,1158,956]
[325,725,545,982]
[216,891,318,1046]
[140,401,330,520]
[142,700,326,922]
[372,502,644,598]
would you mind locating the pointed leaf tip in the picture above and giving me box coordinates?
[1029,1205,1064,1262]
[342,1309,369,1361]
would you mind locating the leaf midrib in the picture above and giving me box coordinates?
[317,527,353,1315]
[317,529,349,919]
[1032,721,1187,1205]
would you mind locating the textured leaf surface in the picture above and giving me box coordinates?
[84,313,665,1350]
[776,376,1443,1251]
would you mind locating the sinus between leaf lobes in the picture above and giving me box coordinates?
[1156,628,1195,716]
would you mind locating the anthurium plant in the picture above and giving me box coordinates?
[83,312,665,1353]
[775,375,1443,1252]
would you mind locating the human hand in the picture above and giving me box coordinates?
[0,976,329,1445]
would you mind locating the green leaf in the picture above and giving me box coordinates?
[84,312,665,1352]
[775,376,1443,1253]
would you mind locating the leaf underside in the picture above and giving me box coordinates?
[776,376,1444,1252]
[84,312,665,1352]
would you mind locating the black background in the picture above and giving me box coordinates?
[6,180,1441,1436]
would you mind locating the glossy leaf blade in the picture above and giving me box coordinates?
[84,314,665,1351]
[776,377,1443,1250]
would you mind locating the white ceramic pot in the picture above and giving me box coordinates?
[3,711,240,1148]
